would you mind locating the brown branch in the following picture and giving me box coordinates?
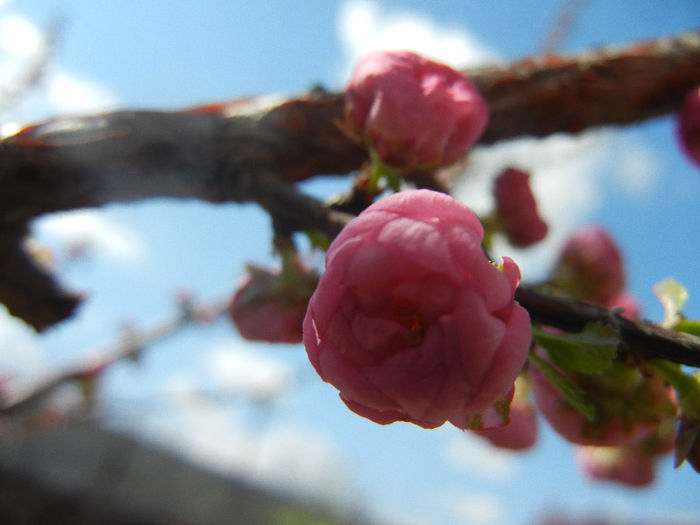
[515,284,700,368]
[1,31,699,330]
[476,30,700,143]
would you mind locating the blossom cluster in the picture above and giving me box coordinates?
[225,51,699,488]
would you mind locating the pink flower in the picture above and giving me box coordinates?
[575,446,656,487]
[473,396,538,450]
[677,86,700,168]
[607,291,641,319]
[575,415,675,487]
[550,225,625,305]
[493,167,548,248]
[531,356,677,447]
[303,189,532,429]
[345,51,489,172]
[230,263,319,344]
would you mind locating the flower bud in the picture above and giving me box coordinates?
[345,51,489,172]
[303,189,531,429]
[230,263,319,344]
[531,357,677,447]
[494,167,548,248]
[574,418,675,487]
[676,419,700,473]
[473,396,538,450]
[677,86,700,168]
[607,292,641,319]
[575,446,656,487]
[550,225,625,305]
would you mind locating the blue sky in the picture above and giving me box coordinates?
[1,1,699,524]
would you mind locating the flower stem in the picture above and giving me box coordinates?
[368,148,401,192]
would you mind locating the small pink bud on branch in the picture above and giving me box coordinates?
[345,50,489,172]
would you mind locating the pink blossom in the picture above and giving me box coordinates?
[607,291,641,319]
[550,225,625,305]
[531,356,677,447]
[575,446,656,487]
[473,396,538,450]
[677,86,700,168]
[230,264,318,344]
[345,51,489,172]
[494,167,548,248]
[575,415,675,486]
[303,189,532,429]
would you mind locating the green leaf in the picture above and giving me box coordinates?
[653,277,689,328]
[532,322,618,374]
[304,230,331,252]
[649,360,700,421]
[529,353,596,421]
[675,319,700,337]
[529,352,596,421]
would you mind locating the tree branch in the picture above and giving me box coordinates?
[1,31,699,330]
[515,284,700,368]
[475,30,700,142]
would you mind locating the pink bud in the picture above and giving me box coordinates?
[607,292,641,319]
[550,225,625,305]
[676,419,700,473]
[494,167,548,248]
[303,189,532,429]
[345,51,489,172]
[230,264,319,344]
[677,86,700,168]
[531,355,677,447]
[473,397,538,450]
[575,446,656,487]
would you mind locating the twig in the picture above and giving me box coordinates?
[0,295,229,415]
[515,284,700,367]
[0,17,63,114]
[539,0,589,55]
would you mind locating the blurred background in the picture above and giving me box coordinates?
[1,1,699,524]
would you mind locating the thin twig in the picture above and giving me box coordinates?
[0,295,229,415]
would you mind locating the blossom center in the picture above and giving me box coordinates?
[390,294,425,346]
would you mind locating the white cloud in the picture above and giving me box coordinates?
[444,432,521,480]
[138,376,359,509]
[370,504,434,525]
[46,70,120,114]
[609,135,659,198]
[0,12,42,58]
[203,341,293,402]
[452,491,504,525]
[0,11,120,127]
[32,210,147,265]
[252,424,357,506]
[336,0,499,81]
